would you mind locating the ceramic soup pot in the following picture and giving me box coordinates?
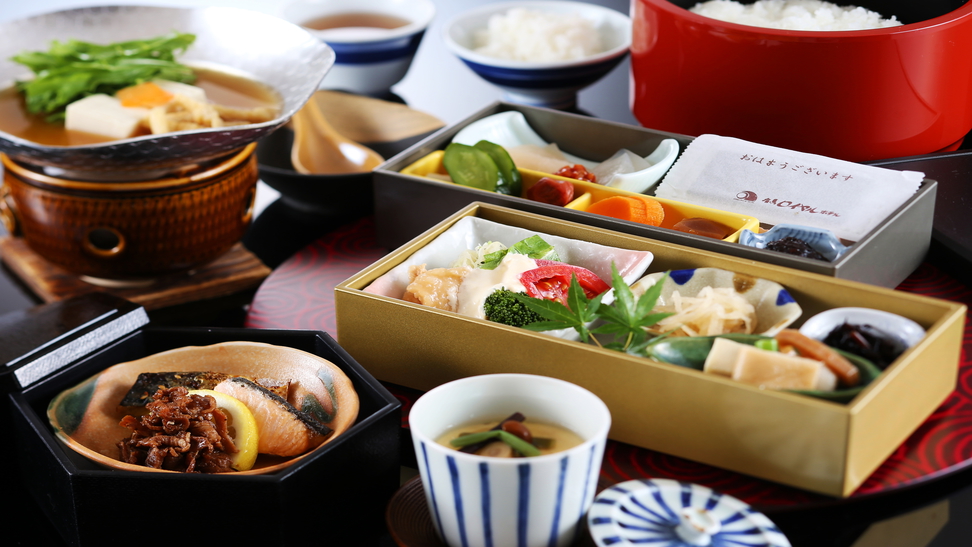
[1,143,258,279]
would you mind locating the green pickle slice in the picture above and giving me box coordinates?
[474,140,522,196]
[443,142,501,192]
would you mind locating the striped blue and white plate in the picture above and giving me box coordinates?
[588,479,791,547]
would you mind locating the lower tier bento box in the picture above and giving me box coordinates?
[372,102,937,288]
[8,326,401,547]
[334,203,965,497]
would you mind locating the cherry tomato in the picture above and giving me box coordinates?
[519,261,610,305]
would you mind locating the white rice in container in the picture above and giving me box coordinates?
[689,0,902,30]
[473,8,604,62]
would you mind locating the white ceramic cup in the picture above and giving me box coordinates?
[409,373,611,547]
[281,0,435,96]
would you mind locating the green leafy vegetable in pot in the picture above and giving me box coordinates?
[12,32,196,121]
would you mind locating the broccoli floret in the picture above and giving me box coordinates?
[483,289,546,328]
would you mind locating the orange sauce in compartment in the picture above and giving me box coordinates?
[671,217,735,239]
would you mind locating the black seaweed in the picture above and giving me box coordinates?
[822,322,907,370]
[765,236,828,261]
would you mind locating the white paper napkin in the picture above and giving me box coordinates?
[654,135,925,241]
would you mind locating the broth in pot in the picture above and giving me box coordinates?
[0,65,281,147]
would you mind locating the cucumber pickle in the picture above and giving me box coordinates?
[443,142,501,192]
[473,140,522,196]
[442,140,521,195]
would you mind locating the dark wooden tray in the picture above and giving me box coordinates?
[0,237,270,310]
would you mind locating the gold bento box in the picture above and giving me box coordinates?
[334,203,966,497]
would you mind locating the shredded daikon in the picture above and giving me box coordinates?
[652,286,757,336]
[451,241,507,269]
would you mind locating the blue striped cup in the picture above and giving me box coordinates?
[409,373,611,547]
[282,0,435,96]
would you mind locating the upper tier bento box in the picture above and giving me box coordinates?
[6,314,401,547]
[372,102,937,289]
[334,202,965,497]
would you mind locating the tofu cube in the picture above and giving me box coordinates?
[65,94,148,139]
[731,345,837,391]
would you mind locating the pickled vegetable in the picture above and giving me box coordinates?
[474,140,521,195]
[442,142,501,191]
[527,176,575,206]
[555,164,597,183]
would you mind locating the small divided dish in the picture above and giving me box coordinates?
[373,102,938,288]
[335,202,966,497]
[401,150,758,242]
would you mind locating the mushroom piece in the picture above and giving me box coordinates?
[475,441,515,458]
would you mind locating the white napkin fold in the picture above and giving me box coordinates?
[654,135,924,241]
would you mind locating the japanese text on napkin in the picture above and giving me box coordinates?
[654,135,924,241]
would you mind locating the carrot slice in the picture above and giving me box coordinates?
[117,82,174,108]
[587,196,647,223]
[587,195,666,226]
[775,329,860,387]
[630,195,666,226]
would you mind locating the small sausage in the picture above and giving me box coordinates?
[527,177,575,206]
[775,329,860,387]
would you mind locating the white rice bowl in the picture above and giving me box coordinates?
[689,0,902,31]
[473,7,603,61]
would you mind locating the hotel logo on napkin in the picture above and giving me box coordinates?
[654,135,924,241]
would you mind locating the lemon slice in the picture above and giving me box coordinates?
[189,389,259,471]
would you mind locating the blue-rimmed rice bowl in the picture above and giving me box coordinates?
[443,1,631,109]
